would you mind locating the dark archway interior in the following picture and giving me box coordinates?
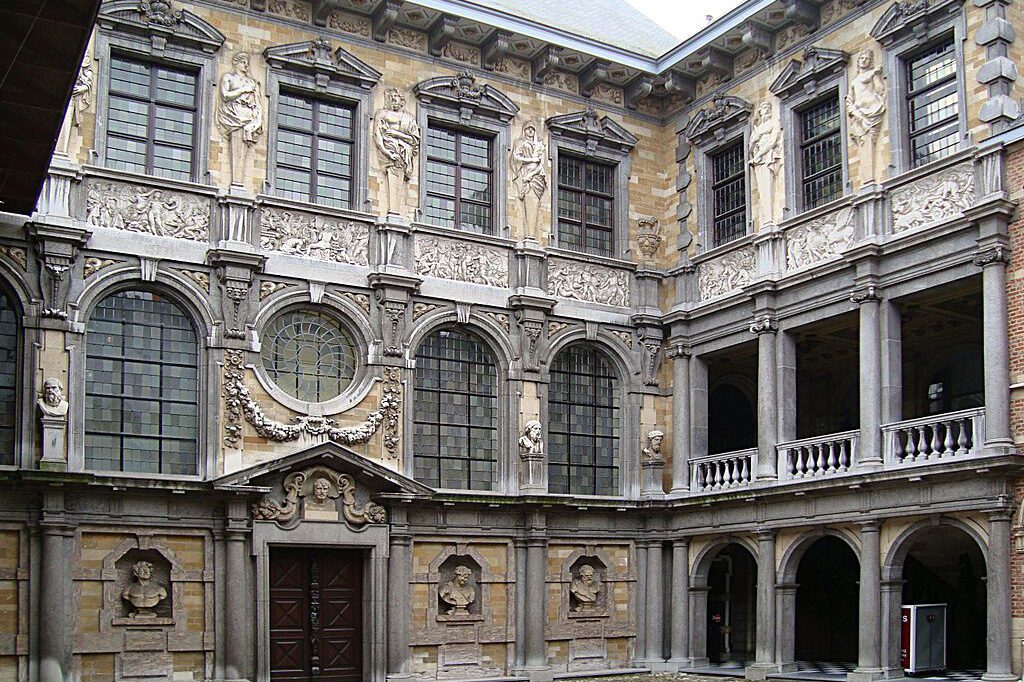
[708,382,756,454]
[901,526,986,669]
[795,536,859,663]
[793,313,859,439]
[706,544,757,665]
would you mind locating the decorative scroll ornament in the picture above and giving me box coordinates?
[260,208,368,265]
[414,237,509,287]
[0,246,27,271]
[413,71,519,123]
[84,257,118,278]
[86,181,210,240]
[749,315,778,335]
[638,329,662,387]
[97,1,226,52]
[548,259,629,307]
[684,94,753,146]
[516,316,544,372]
[785,207,855,271]
[890,164,975,234]
[698,247,756,300]
[250,465,387,526]
[635,218,662,261]
[222,350,398,446]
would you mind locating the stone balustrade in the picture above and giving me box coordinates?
[777,430,859,480]
[883,407,986,466]
[689,448,757,492]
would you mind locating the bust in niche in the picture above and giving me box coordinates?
[642,430,664,464]
[37,377,69,419]
[570,563,601,612]
[303,476,339,521]
[438,565,476,616]
[122,560,168,619]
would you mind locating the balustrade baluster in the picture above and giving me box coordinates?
[714,462,723,490]
[929,423,942,460]
[740,456,750,483]
[905,428,918,462]
[916,426,930,460]
[957,418,970,455]
[825,442,837,473]
[728,459,738,487]
[893,431,906,464]
[838,440,849,472]
[814,445,825,476]
[942,420,954,457]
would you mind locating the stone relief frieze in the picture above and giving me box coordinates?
[85,181,210,241]
[698,247,756,300]
[414,236,509,287]
[250,465,386,527]
[548,259,629,307]
[327,11,371,37]
[785,207,855,271]
[222,350,398,447]
[890,164,975,234]
[260,207,369,265]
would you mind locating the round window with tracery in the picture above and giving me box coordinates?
[260,310,357,403]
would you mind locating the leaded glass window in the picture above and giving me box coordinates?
[85,290,199,474]
[906,37,960,167]
[711,142,747,248]
[260,310,356,403]
[275,92,355,208]
[799,93,843,209]
[548,345,620,496]
[413,329,498,490]
[106,54,198,181]
[424,125,493,233]
[557,156,615,256]
[0,291,17,463]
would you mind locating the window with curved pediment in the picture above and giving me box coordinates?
[548,344,620,496]
[412,329,498,491]
[85,290,199,475]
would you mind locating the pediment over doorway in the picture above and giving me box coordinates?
[214,441,433,529]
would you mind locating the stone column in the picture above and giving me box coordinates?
[776,331,797,444]
[850,521,882,682]
[387,527,412,677]
[691,355,709,462]
[854,286,883,466]
[752,317,779,480]
[224,528,250,681]
[669,538,691,667]
[688,585,711,666]
[522,524,550,680]
[983,511,1016,682]
[747,530,777,680]
[670,346,691,493]
[880,300,902,425]
[644,541,665,666]
[879,579,905,676]
[39,522,72,682]
[975,247,1013,452]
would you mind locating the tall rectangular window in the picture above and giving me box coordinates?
[557,156,615,256]
[106,55,198,181]
[424,125,493,234]
[710,142,747,248]
[275,92,354,208]
[906,37,959,167]
[799,94,843,209]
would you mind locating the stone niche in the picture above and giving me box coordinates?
[436,554,483,623]
[112,548,174,625]
[567,555,608,619]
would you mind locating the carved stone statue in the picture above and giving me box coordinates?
[519,420,543,456]
[642,429,664,464]
[57,55,93,156]
[122,560,168,618]
[217,52,264,187]
[37,378,69,419]
[570,564,601,612]
[510,122,547,234]
[846,49,886,188]
[304,476,337,517]
[748,101,783,225]
[373,88,420,218]
[439,565,476,615]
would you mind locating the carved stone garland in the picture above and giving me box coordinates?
[222,349,399,446]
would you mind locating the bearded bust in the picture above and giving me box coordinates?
[38,377,69,419]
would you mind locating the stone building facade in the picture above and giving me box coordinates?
[4,0,1023,681]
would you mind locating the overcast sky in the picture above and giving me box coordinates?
[625,0,746,39]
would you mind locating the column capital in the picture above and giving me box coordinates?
[858,519,881,533]
[749,314,777,336]
[974,244,1011,268]
[850,284,882,304]
[665,343,691,359]
[987,508,1014,523]
[671,536,691,548]
[755,528,777,542]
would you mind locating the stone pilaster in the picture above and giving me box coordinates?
[519,512,550,682]
[852,284,883,467]
[224,499,252,681]
[668,537,691,667]
[642,540,666,667]
[974,243,1013,453]
[38,490,72,682]
[751,315,778,480]
[983,510,1016,682]
[668,344,691,494]
[387,508,412,679]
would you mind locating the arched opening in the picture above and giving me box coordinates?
[706,543,757,668]
[708,381,756,454]
[794,536,859,665]
[900,526,986,672]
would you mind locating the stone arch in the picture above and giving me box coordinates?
[252,288,372,347]
[687,536,759,667]
[0,259,33,317]
[778,526,860,583]
[690,535,758,586]
[543,328,637,385]
[408,308,515,373]
[881,516,988,581]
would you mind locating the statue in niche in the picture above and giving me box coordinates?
[510,122,547,234]
[748,101,783,225]
[373,88,420,218]
[570,564,601,612]
[642,429,664,464]
[57,55,93,156]
[438,565,476,615]
[37,377,69,419]
[122,560,168,619]
[217,52,264,187]
[846,48,886,188]
[518,420,543,457]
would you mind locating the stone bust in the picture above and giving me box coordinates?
[518,420,543,457]
[37,377,69,419]
[122,560,168,618]
[438,565,476,615]
[307,476,333,511]
[642,429,664,463]
[570,564,601,611]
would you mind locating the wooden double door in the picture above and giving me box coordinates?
[270,547,364,682]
